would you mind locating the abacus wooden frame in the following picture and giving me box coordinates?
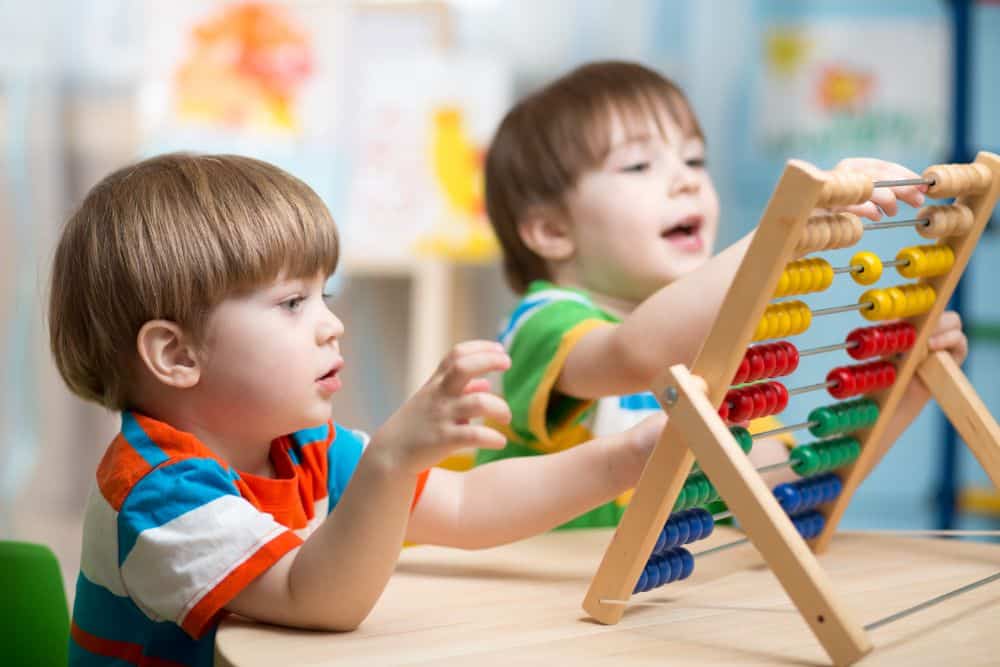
[581,152,1000,667]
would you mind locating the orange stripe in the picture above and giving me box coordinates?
[411,469,430,511]
[134,414,229,466]
[182,530,303,639]
[71,621,189,667]
[96,435,154,511]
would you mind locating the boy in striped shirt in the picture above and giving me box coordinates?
[478,61,965,528]
[49,153,668,666]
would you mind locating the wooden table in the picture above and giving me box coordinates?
[215,527,1000,666]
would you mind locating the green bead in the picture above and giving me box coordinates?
[819,445,834,472]
[697,477,713,506]
[809,407,838,437]
[730,426,753,454]
[674,484,690,511]
[790,445,819,476]
[847,440,862,461]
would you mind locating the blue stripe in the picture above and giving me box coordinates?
[328,424,365,511]
[290,423,330,447]
[497,296,549,342]
[70,571,213,666]
[117,457,237,566]
[618,393,660,411]
[120,412,170,470]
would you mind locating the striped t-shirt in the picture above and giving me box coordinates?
[69,411,427,666]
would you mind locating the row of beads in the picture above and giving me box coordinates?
[652,508,715,555]
[673,471,719,512]
[774,258,835,297]
[859,283,936,321]
[634,547,694,593]
[789,437,862,476]
[917,204,974,239]
[808,398,880,437]
[923,163,992,199]
[827,360,897,399]
[846,321,916,359]
[896,244,955,279]
[773,473,843,515]
[817,171,874,208]
[732,342,799,385]
[791,511,827,540]
[795,213,864,255]
[753,301,811,341]
[721,382,790,423]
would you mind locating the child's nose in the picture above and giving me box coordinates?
[670,162,701,196]
[317,310,344,344]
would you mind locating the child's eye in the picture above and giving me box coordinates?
[621,162,651,173]
[282,296,306,312]
[686,158,706,169]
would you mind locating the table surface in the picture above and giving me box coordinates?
[215,527,1000,666]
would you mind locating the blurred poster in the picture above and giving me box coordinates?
[139,1,346,211]
[755,20,949,160]
[344,56,512,264]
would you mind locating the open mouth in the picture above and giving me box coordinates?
[661,215,703,241]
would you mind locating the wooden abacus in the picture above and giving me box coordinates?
[582,153,1000,666]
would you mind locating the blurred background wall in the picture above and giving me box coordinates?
[1,0,998,596]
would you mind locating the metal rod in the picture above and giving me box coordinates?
[813,302,873,317]
[864,571,1000,632]
[863,217,929,231]
[884,259,909,269]
[871,177,934,188]
[751,421,817,440]
[833,258,909,275]
[788,380,836,397]
[799,341,857,357]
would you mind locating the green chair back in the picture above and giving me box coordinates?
[0,540,70,666]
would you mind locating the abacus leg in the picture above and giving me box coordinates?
[918,351,1000,488]
[660,365,871,666]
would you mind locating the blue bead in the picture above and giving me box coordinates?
[646,561,662,590]
[653,528,667,556]
[831,475,843,497]
[695,508,714,541]
[634,570,648,594]
[656,557,673,588]
[665,521,680,549]
[685,513,703,543]
[676,517,690,546]
[774,484,798,513]
[667,549,684,584]
[678,548,695,580]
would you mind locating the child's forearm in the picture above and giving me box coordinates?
[284,448,417,630]
[562,232,755,398]
[409,431,638,549]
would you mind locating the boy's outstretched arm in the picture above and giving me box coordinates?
[559,159,927,400]
[227,341,512,631]
[405,413,666,549]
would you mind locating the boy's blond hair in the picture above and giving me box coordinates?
[485,60,704,293]
[49,153,339,410]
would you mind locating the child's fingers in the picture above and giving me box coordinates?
[928,328,968,355]
[462,378,492,394]
[450,391,512,425]
[440,350,511,394]
[445,423,507,450]
[843,201,882,221]
[936,310,962,333]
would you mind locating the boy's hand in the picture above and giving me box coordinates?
[372,341,512,475]
[831,157,927,221]
[616,412,668,487]
[920,310,969,373]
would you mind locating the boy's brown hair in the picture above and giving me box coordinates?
[48,153,339,410]
[485,60,704,293]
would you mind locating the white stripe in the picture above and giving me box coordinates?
[79,487,128,597]
[499,290,592,349]
[120,495,289,624]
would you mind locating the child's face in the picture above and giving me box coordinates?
[563,110,719,304]
[194,272,344,439]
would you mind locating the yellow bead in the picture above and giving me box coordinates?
[896,246,926,279]
[850,251,883,285]
[886,286,908,317]
[775,270,791,297]
[819,260,834,290]
[932,245,955,275]
[776,308,792,337]
[754,316,769,341]
[786,266,802,295]
[861,289,891,321]
[796,302,812,334]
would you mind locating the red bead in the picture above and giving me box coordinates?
[773,381,789,413]
[760,383,779,416]
[761,347,778,378]
[733,355,751,385]
[847,327,881,359]
[883,363,897,386]
[751,386,768,419]
[729,390,754,422]
[881,327,897,355]
[827,367,856,399]
[718,400,731,422]
[748,351,766,382]
[901,323,917,350]
[783,342,800,375]
[771,345,787,376]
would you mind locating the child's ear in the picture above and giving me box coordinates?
[136,320,201,389]
[517,206,575,262]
